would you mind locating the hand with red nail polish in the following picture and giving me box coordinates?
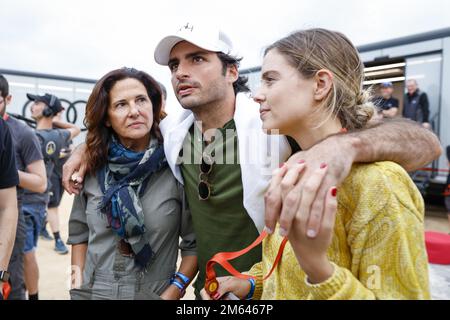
[287,186,338,284]
[264,161,305,234]
[331,187,338,197]
[264,134,354,255]
[276,163,329,241]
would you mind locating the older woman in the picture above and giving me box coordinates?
[68,67,197,300]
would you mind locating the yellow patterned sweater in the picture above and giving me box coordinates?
[248,161,430,300]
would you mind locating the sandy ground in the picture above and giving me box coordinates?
[36,193,449,300]
[37,192,197,300]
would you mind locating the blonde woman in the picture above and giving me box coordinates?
[202,29,430,300]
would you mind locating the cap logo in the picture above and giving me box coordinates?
[179,23,194,32]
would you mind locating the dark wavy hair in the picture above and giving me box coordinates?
[84,67,163,175]
[217,53,250,95]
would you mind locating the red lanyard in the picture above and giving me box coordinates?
[204,230,289,297]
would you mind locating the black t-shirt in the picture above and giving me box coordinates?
[52,138,72,180]
[5,116,43,203]
[22,128,70,204]
[0,118,19,189]
[38,129,71,179]
[374,97,399,110]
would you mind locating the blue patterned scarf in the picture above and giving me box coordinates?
[98,136,167,270]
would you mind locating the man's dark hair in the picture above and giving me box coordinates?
[0,74,9,98]
[217,53,250,95]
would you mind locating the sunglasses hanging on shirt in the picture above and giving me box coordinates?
[198,153,214,200]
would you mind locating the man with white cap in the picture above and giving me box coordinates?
[156,23,445,299]
[154,22,292,298]
[63,23,441,300]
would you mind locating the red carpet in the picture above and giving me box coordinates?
[425,231,450,265]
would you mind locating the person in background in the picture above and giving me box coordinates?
[40,110,74,242]
[28,93,80,256]
[21,93,80,299]
[403,79,431,129]
[0,117,19,300]
[0,74,47,300]
[374,82,398,118]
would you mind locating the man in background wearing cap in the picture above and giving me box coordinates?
[63,24,441,300]
[40,109,74,243]
[0,75,47,300]
[22,93,80,299]
[374,82,399,118]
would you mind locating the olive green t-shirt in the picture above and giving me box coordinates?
[180,119,261,298]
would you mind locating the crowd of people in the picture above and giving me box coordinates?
[0,23,448,300]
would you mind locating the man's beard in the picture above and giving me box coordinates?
[176,79,226,110]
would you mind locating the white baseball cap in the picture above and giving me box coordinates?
[154,22,235,65]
